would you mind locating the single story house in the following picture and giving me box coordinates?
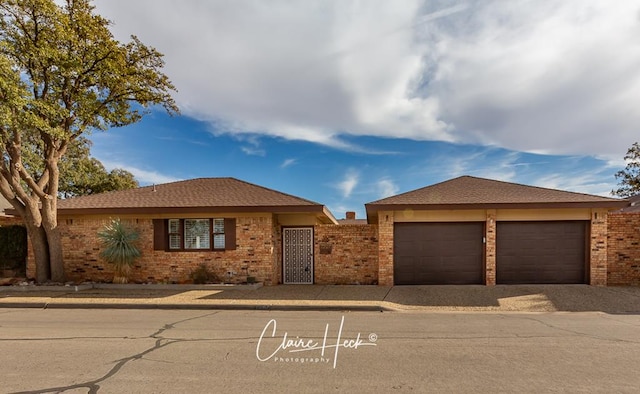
[39,178,344,285]
[9,175,637,286]
[365,176,628,286]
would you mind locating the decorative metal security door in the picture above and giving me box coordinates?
[283,227,314,284]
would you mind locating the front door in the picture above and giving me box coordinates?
[283,227,314,284]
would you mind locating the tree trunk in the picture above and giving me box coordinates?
[46,226,65,283]
[41,199,65,283]
[41,153,66,283]
[25,223,50,283]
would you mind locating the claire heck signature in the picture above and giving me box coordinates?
[256,315,377,369]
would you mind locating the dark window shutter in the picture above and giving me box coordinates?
[224,218,236,250]
[153,219,167,251]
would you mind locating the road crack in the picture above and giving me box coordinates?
[10,312,220,394]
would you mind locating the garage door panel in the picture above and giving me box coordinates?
[394,222,484,285]
[497,221,587,284]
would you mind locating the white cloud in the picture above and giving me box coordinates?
[337,169,359,198]
[280,159,297,169]
[94,0,640,159]
[100,160,180,185]
[532,173,614,197]
[376,178,399,199]
[241,146,266,157]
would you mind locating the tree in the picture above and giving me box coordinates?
[56,137,138,198]
[0,0,178,282]
[613,142,640,198]
[22,135,139,198]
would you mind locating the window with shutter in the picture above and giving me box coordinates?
[158,218,234,251]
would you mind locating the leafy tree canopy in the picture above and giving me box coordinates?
[0,0,177,282]
[613,142,640,198]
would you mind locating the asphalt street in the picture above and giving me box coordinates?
[0,309,639,393]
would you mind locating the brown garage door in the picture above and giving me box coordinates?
[496,221,588,284]
[394,222,484,285]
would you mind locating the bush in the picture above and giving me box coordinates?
[190,263,218,284]
[97,219,141,283]
[0,225,27,271]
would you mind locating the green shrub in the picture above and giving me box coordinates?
[97,219,141,283]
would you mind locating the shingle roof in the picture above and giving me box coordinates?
[616,195,640,213]
[366,176,627,221]
[56,178,337,223]
[0,194,11,217]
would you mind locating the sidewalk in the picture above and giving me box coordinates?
[1,284,639,313]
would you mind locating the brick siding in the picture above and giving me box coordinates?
[607,212,640,286]
[0,216,23,226]
[377,211,394,286]
[21,209,640,286]
[314,224,378,285]
[38,215,279,285]
[590,209,609,286]
[485,210,496,285]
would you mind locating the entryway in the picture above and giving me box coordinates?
[282,227,314,284]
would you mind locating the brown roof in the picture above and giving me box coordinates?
[54,178,337,223]
[616,195,640,213]
[366,175,628,221]
[0,194,11,217]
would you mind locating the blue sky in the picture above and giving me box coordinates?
[90,0,639,219]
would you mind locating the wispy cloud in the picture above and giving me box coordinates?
[280,158,297,168]
[376,178,399,199]
[101,160,180,185]
[156,136,209,147]
[241,146,266,156]
[337,169,360,198]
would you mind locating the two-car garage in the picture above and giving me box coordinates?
[393,220,589,285]
[367,176,627,286]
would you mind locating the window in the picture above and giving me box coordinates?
[154,218,235,251]
[168,219,181,250]
[184,219,211,250]
[213,218,225,249]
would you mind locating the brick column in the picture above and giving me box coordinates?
[590,209,608,286]
[485,210,496,286]
[377,211,394,286]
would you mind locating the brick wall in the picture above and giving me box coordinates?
[590,209,608,286]
[314,224,378,285]
[49,215,278,285]
[485,210,496,286]
[607,212,640,286]
[0,216,23,226]
[377,211,394,286]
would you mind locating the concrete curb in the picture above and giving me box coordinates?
[0,282,263,292]
[0,302,390,312]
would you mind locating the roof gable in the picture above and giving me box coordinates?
[366,176,627,221]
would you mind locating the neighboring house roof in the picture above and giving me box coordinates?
[366,175,628,222]
[51,178,337,224]
[337,211,368,225]
[616,194,640,213]
[0,194,12,217]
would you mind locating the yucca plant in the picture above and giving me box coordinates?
[97,219,141,284]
